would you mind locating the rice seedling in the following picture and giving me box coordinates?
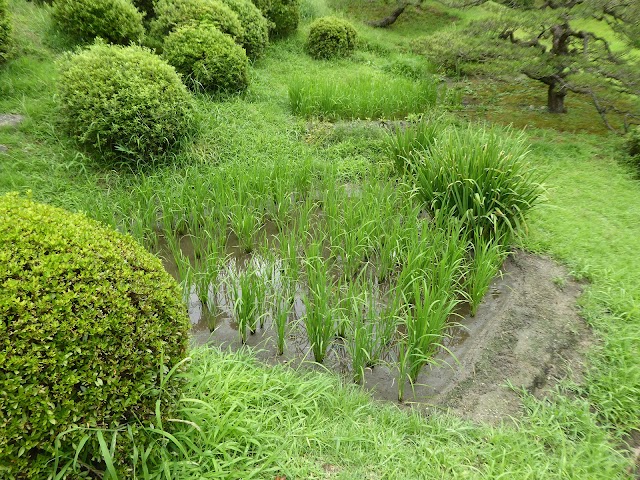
[466,229,508,316]
[303,236,335,363]
[228,200,262,253]
[415,125,545,237]
[344,279,380,384]
[228,261,266,343]
[405,279,460,383]
[289,73,445,121]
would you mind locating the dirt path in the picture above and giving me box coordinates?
[368,250,593,423]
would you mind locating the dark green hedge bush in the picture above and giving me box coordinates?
[221,0,268,60]
[59,42,194,164]
[306,16,357,59]
[0,0,10,63]
[626,126,640,158]
[164,22,249,93]
[251,0,299,37]
[52,0,144,45]
[151,0,243,42]
[0,193,189,479]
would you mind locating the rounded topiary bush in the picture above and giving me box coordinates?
[0,0,10,63]
[306,16,357,59]
[251,0,299,37]
[0,193,189,479]
[163,22,249,93]
[220,0,268,60]
[52,0,144,45]
[59,42,194,164]
[151,0,244,43]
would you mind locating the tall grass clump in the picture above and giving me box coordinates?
[387,114,450,175]
[289,73,444,120]
[416,125,544,237]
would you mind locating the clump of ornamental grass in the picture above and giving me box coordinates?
[415,124,544,237]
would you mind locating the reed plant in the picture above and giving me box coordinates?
[289,73,444,121]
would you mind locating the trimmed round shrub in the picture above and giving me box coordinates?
[59,42,194,164]
[151,0,244,42]
[251,0,299,37]
[221,0,268,60]
[52,0,144,45]
[306,16,357,59]
[164,22,249,93]
[0,193,189,479]
[0,0,10,63]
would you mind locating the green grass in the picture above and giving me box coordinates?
[2,0,640,477]
[289,71,447,120]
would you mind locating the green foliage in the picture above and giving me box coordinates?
[624,126,640,168]
[289,73,445,120]
[151,0,244,43]
[415,124,544,237]
[163,22,249,93]
[0,193,189,479]
[411,26,522,76]
[52,0,144,45]
[221,0,269,60]
[306,16,357,59]
[0,0,10,63]
[58,42,194,164]
[132,0,155,19]
[251,0,299,37]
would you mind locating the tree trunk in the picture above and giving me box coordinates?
[547,84,567,113]
[368,2,409,28]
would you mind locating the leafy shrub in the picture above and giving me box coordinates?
[306,16,357,59]
[251,0,299,37]
[0,193,189,479]
[52,0,144,45]
[415,125,544,236]
[411,25,524,76]
[151,0,243,43]
[163,22,249,93]
[133,0,155,19]
[625,126,640,157]
[0,0,10,63]
[59,42,194,164]
[221,0,268,60]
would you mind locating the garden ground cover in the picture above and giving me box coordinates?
[1,0,639,477]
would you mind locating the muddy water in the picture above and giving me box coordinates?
[160,229,497,405]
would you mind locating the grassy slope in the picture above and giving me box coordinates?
[1,0,638,477]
